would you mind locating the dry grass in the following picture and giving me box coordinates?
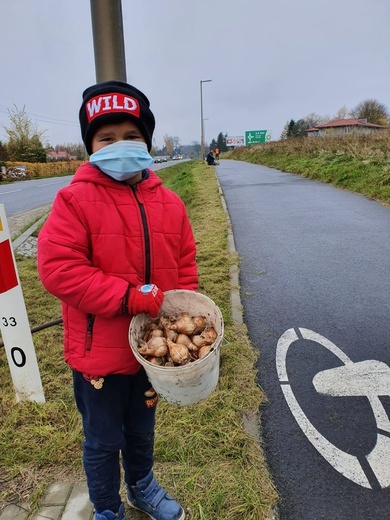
[0,161,278,519]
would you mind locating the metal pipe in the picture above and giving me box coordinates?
[0,318,63,349]
[90,0,127,82]
[200,82,204,161]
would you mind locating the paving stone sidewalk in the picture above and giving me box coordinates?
[8,205,51,241]
[0,482,94,520]
[8,205,51,257]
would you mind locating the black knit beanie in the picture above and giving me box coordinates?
[79,80,155,155]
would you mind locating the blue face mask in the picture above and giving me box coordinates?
[89,140,154,181]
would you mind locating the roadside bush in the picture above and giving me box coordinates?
[2,161,83,181]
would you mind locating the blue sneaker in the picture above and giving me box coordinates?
[94,502,126,519]
[127,470,185,520]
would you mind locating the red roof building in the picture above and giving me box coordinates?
[305,118,385,137]
[47,150,77,161]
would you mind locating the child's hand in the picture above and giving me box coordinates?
[128,285,164,318]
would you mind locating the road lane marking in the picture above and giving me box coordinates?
[276,327,390,489]
[0,189,22,195]
[366,435,390,488]
[280,383,371,488]
[36,181,65,187]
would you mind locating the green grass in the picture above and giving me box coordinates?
[0,161,278,519]
[224,132,390,205]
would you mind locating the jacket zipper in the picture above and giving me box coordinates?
[86,314,95,351]
[131,184,151,284]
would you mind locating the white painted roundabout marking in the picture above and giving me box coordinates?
[276,328,390,489]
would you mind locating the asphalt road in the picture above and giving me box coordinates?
[215,160,390,520]
[0,162,176,217]
[0,176,73,216]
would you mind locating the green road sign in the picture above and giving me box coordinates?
[245,130,268,145]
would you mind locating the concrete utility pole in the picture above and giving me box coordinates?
[200,79,212,162]
[90,0,127,82]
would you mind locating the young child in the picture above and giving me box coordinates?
[38,80,198,520]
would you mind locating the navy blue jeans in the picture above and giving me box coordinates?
[73,369,157,513]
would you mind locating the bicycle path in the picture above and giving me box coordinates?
[215,159,390,520]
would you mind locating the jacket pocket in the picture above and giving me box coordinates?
[86,314,95,352]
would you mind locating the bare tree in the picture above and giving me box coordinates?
[280,113,331,139]
[4,105,47,162]
[171,136,181,152]
[349,99,389,126]
[163,134,174,156]
[333,105,349,120]
[304,112,330,127]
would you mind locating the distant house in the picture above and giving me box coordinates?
[47,150,77,161]
[305,118,385,137]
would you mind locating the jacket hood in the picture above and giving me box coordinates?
[71,161,162,190]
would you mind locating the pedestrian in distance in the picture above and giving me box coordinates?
[206,149,217,166]
[214,147,220,162]
[38,80,198,520]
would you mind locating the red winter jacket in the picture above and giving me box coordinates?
[38,163,198,376]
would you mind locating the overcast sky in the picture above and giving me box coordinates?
[1,0,389,150]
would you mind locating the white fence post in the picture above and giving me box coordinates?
[0,204,45,403]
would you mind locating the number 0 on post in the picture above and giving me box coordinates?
[0,204,45,403]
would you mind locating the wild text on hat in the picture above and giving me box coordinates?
[86,93,141,123]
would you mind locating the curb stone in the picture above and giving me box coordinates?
[7,205,51,241]
[215,170,279,520]
[10,216,46,257]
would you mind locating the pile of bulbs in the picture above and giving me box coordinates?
[136,312,218,366]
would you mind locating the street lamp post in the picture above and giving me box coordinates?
[90,0,127,83]
[200,79,212,162]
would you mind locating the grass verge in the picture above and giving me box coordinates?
[0,161,278,519]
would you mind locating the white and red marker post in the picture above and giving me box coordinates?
[0,204,45,403]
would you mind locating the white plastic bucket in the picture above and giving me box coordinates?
[129,290,224,406]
